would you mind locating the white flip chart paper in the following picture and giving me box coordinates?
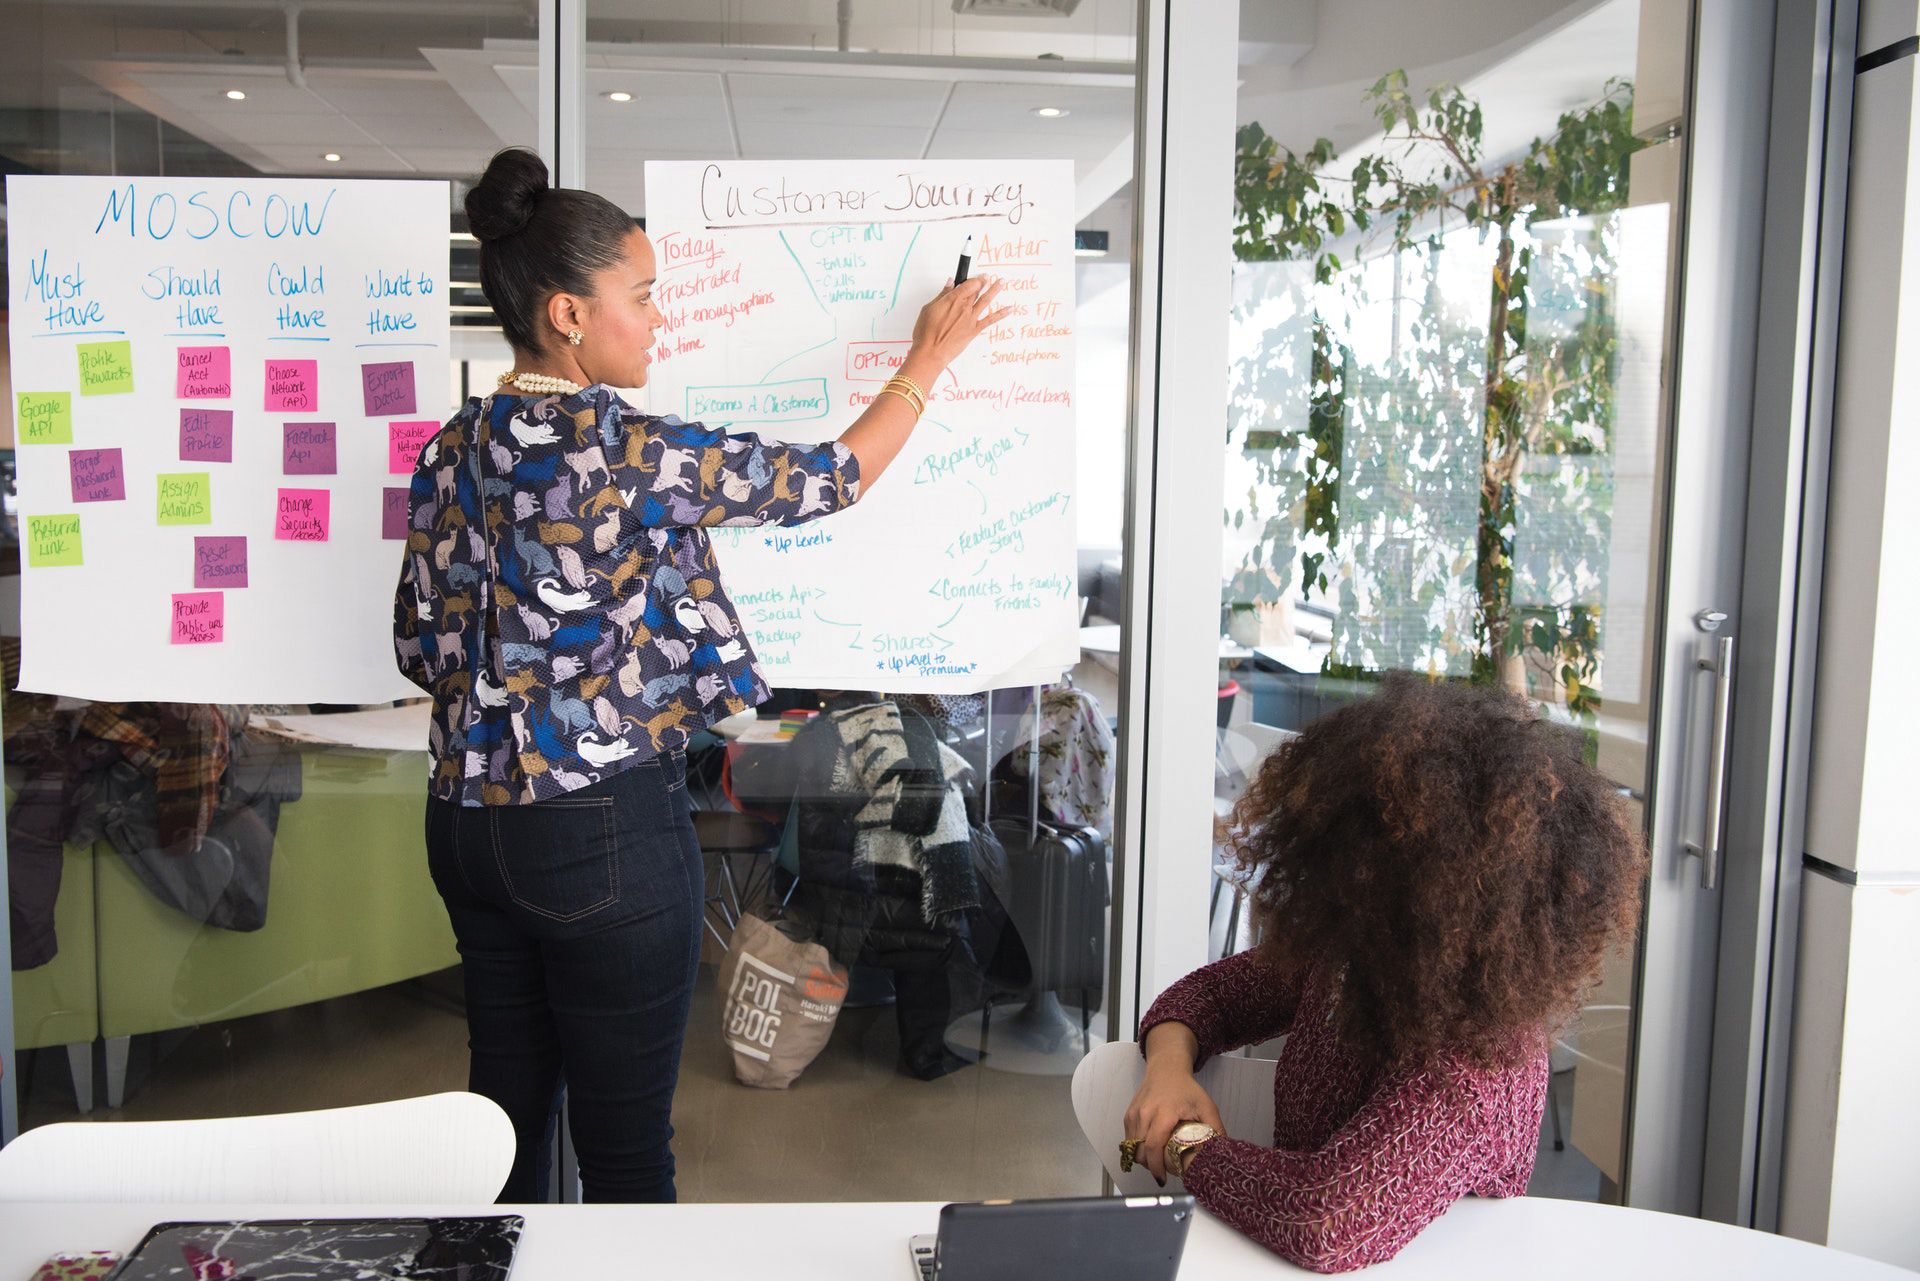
[6,175,449,704]
[642,159,1080,694]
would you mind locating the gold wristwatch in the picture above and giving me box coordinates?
[1164,1121,1218,1178]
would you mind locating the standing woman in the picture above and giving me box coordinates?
[394,147,1007,1203]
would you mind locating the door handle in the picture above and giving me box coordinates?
[1683,611,1733,891]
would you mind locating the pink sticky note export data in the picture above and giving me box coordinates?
[264,359,318,412]
[362,361,418,417]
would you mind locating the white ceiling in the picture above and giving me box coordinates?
[54,0,1646,231]
[72,39,1136,221]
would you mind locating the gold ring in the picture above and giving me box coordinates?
[1117,1138,1143,1172]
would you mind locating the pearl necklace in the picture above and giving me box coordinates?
[497,371,585,396]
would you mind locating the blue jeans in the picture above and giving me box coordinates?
[425,750,703,1203]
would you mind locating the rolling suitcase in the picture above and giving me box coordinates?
[990,815,1109,1008]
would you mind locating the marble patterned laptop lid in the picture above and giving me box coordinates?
[109,1217,522,1281]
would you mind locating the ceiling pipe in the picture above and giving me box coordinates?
[284,2,308,89]
[837,0,851,53]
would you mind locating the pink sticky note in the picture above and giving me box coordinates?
[170,592,225,644]
[264,359,318,412]
[362,361,418,417]
[282,421,337,475]
[68,448,126,503]
[193,536,248,589]
[383,487,411,540]
[388,420,439,474]
[176,346,232,399]
[179,408,234,463]
[275,487,330,541]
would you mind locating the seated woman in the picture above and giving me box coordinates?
[1123,676,1645,1272]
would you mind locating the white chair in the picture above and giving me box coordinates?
[0,1091,514,1203]
[1070,1039,1278,1195]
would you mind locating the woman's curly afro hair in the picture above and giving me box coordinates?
[1226,675,1646,1071]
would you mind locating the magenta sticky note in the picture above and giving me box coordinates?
[176,346,232,399]
[362,361,418,417]
[264,359,318,412]
[179,408,234,463]
[388,420,439,474]
[382,487,411,540]
[275,487,330,541]
[282,421,337,475]
[68,448,126,503]
[193,536,248,589]
[170,592,225,644]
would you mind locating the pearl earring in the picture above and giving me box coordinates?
[567,328,583,346]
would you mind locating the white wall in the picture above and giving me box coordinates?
[1781,5,1920,1266]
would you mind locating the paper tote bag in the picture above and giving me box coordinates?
[718,914,850,1088]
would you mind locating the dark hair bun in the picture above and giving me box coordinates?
[465,148,549,243]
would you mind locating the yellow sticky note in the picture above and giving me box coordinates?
[26,514,83,567]
[16,392,72,444]
[77,341,135,396]
[157,472,212,526]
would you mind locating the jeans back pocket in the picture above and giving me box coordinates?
[489,796,619,922]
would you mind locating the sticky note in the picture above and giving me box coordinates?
[69,448,126,503]
[176,346,232,399]
[25,514,83,568]
[170,592,225,645]
[193,536,248,589]
[362,361,418,416]
[77,341,135,396]
[179,408,234,463]
[388,420,439,474]
[282,421,337,475]
[275,487,330,541]
[382,487,411,540]
[16,392,72,444]
[157,472,212,525]
[264,359,318,412]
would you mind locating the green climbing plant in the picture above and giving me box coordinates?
[1225,72,1642,715]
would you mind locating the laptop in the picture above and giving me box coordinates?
[107,1216,522,1280]
[909,1195,1195,1281]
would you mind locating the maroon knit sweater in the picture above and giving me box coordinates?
[1139,949,1548,1273]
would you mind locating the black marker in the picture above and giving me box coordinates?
[954,234,974,285]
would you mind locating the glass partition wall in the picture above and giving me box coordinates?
[0,1,529,1137]
[0,0,1137,1206]
[1214,0,1686,1205]
[575,0,1137,1203]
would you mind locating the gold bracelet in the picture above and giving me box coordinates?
[883,380,926,414]
[881,380,925,415]
[877,385,922,417]
[887,372,927,407]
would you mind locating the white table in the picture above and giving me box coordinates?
[0,1198,1911,1280]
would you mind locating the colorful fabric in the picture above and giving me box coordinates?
[1006,685,1115,839]
[395,386,860,806]
[1139,948,1546,1273]
[77,701,234,852]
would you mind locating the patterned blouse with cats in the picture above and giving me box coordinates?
[394,385,859,805]
[1140,948,1547,1273]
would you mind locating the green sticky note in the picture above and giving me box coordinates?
[77,340,135,396]
[25,514,84,567]
[15,392,72,444]
[157,472,212,526]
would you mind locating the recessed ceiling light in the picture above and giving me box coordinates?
[225,89,247,101]
[604,91,634,102]
[1032,106,1068,118]
[322,152,342,162]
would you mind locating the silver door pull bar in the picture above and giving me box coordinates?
[1683,620,1734,891]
